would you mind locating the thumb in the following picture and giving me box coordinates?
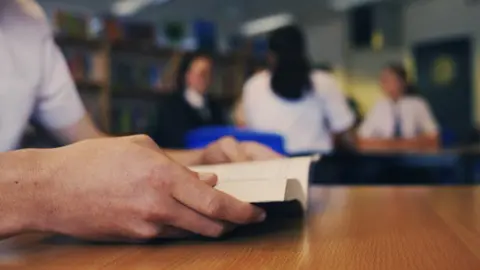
[198,173,218,187]
[220,137,248,163]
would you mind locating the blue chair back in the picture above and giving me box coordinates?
[185,126,286,155]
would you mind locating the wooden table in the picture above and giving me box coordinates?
[2,186,480,270]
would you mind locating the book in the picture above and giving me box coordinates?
[189,157,314,215]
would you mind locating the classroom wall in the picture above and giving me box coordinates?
[404,0,480,123]
[346,50,404,114]
[304,18,346,67]
[303,17,351,91]
[303,0,480,120]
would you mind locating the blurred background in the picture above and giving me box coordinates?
[22,0,480,184]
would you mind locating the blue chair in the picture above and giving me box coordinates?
[185,126,286,155]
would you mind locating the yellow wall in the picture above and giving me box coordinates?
[347,77,383,115]
[343,50,404,115]
[474,36,480,123]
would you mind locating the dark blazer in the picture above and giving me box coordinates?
[150,92,228,149]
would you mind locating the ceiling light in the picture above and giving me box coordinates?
[112,0,171,16]
[241,13,295,36]
[330,0,383,11]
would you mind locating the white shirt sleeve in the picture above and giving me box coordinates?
[416,98,439,135]
[35,37,86,130]
[313,73,354,133]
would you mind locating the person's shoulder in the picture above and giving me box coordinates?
[310,70,339,91]
[404,96,430,108]
[310,70,336,82]
[368,96,390,112]
[1,0,51,38]
[244,71,270,90]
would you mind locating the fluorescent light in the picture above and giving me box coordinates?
[330,0,383,11]
[241,13,294,36]
[112,0,171,16]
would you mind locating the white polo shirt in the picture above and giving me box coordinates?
[358,96,439,139]
[0,0,85,151]
[242,70,354,154]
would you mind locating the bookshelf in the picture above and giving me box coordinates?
[56,36,258,135]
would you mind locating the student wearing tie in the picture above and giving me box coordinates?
[151,51,228,149]
[357,63,439,151]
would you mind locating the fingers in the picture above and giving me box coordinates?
[161,199,233,238]
[216,137,249,163]
[127,224,190,241]
[170,171,266,225]
[243,142,285,161]
[198,173,218,187]
[156,226,191,239]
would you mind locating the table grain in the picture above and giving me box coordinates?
[2,186,480,270]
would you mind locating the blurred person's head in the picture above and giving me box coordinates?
[268,25,312,100]
[381,63,417,100]
[176,51,213,95]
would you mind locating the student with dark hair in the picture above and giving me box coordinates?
[358,63,439,151]
[151,51,228,149]
[239,25,355,154]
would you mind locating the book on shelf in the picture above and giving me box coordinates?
[63,49,105,85]
[190,156,314,216]
[54,10,88,39]
[89,52,106,84]
[111,101,158,135]
[111,57,167,92]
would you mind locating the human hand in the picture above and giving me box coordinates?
[30,135,266,241]
[201,136,284,165]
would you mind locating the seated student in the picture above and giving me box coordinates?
[151,52,228,149]
[239,25,355,154]
[358,63,439,151]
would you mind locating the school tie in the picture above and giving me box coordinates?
[197,104,211,122]
[393,104,402,138]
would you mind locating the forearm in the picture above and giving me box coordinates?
[0,150,49,238]
[54,115,107,144]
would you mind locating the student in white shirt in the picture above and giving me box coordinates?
[0,0,104,152]
[239,25,355,154]
[358,63,439,151]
